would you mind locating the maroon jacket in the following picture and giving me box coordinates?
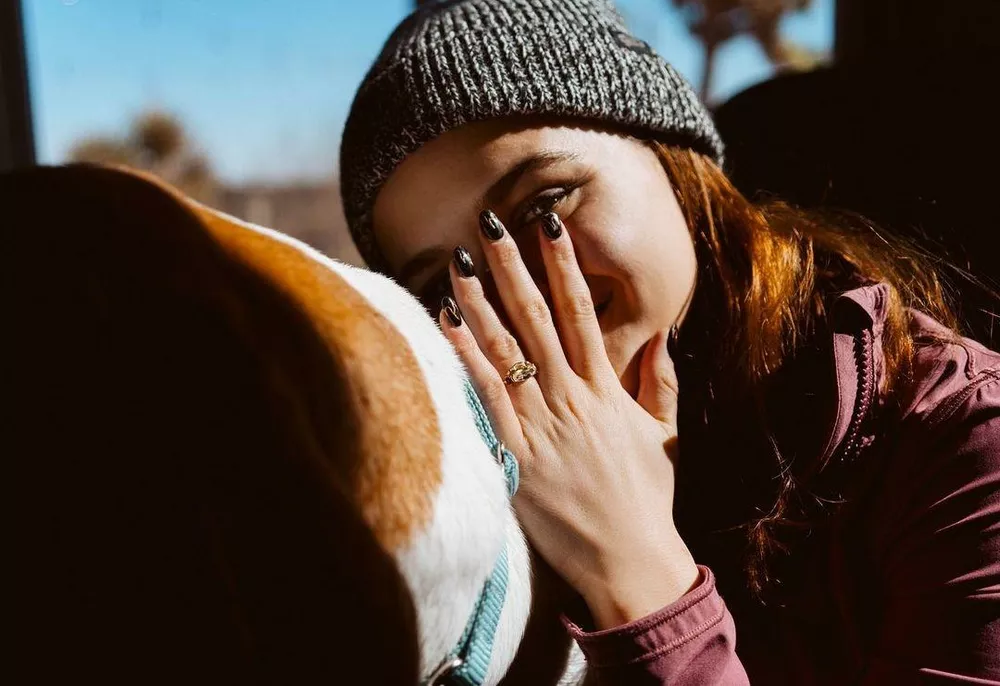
[567,284,1000,684]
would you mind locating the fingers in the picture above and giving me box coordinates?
[444,207,617,414]
[438,296,526,447]
[444,255,545,404]
[635,328,679,428]
[537,212,615,382]
[475,210,567,373]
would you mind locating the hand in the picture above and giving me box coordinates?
[439,210,699,629]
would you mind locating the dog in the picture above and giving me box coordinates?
[8,164,586,685]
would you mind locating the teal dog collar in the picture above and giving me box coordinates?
[423,381,520,686]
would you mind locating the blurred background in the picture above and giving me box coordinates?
[3,0,998,343]
[14,0,834,265]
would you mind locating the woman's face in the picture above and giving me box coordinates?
[373,119,697,397]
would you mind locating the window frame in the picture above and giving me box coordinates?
[1,0,36,172]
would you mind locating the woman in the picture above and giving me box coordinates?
[340,1,1000,682]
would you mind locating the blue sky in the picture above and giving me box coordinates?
[22,0,832,184]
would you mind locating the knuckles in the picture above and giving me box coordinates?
[485,330,521,362]
[561,290,596,320]
[522,296,553,326]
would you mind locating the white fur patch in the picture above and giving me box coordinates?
[560,643,588,685]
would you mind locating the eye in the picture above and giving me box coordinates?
[419,271,453,313]
[519,187,572,227]
[511,171,591,230]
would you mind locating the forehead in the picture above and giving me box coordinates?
[382,119,586,196]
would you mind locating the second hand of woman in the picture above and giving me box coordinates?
[438,209,699,630]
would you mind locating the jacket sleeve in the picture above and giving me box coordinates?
[564,566,750,685]
[860,374,1000,683]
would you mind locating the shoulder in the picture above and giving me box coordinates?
[900,310,1000,429]
[847,313,1000,686]
[865,311,1000,589]
[875,309,1000,508]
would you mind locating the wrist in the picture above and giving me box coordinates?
[581,530,700,630]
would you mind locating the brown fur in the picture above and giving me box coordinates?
[127,165,442,551]
[7,164,429,683]
[192,201,442,550]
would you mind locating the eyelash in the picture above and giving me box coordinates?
[516,185,576,228]
[421,182,582,309]
[423,273,453,312]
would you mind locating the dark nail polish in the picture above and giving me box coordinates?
[441,296,463,327]
[542,212,563,240]
[453,246,475,278]
[479,209,505,241]
[666,325,680,356]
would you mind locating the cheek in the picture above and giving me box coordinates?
[588,185,695,396]
[634,202,698,314]
[571,180,696,319]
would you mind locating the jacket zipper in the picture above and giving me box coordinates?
[837,328,875,465]
[828,327,875,676]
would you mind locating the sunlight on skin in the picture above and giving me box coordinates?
[374,118,697,399]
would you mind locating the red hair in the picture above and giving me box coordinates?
[656,145,959,596]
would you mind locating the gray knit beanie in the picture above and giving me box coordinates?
[340,0,724,271]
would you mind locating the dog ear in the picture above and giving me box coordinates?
[7,165,420,685]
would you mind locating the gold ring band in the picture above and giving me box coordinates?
[504,360,538,385]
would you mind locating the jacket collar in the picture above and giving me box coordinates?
[819,283,890,463]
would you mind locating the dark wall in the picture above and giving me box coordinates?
[716,0,999,345]
[836,0,999,67]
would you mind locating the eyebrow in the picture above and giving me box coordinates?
[478,149,581,210]
[396,149,581,287]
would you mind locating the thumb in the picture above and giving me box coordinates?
[635,328,679,427]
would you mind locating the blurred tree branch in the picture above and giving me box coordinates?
[672,0,822,101]
[68,111,218,204]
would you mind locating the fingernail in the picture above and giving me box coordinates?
[666,325,679,356]
[479,209,505,241]
[453,245,475,278]
[541,212,563,240]
[441,296,463,327]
